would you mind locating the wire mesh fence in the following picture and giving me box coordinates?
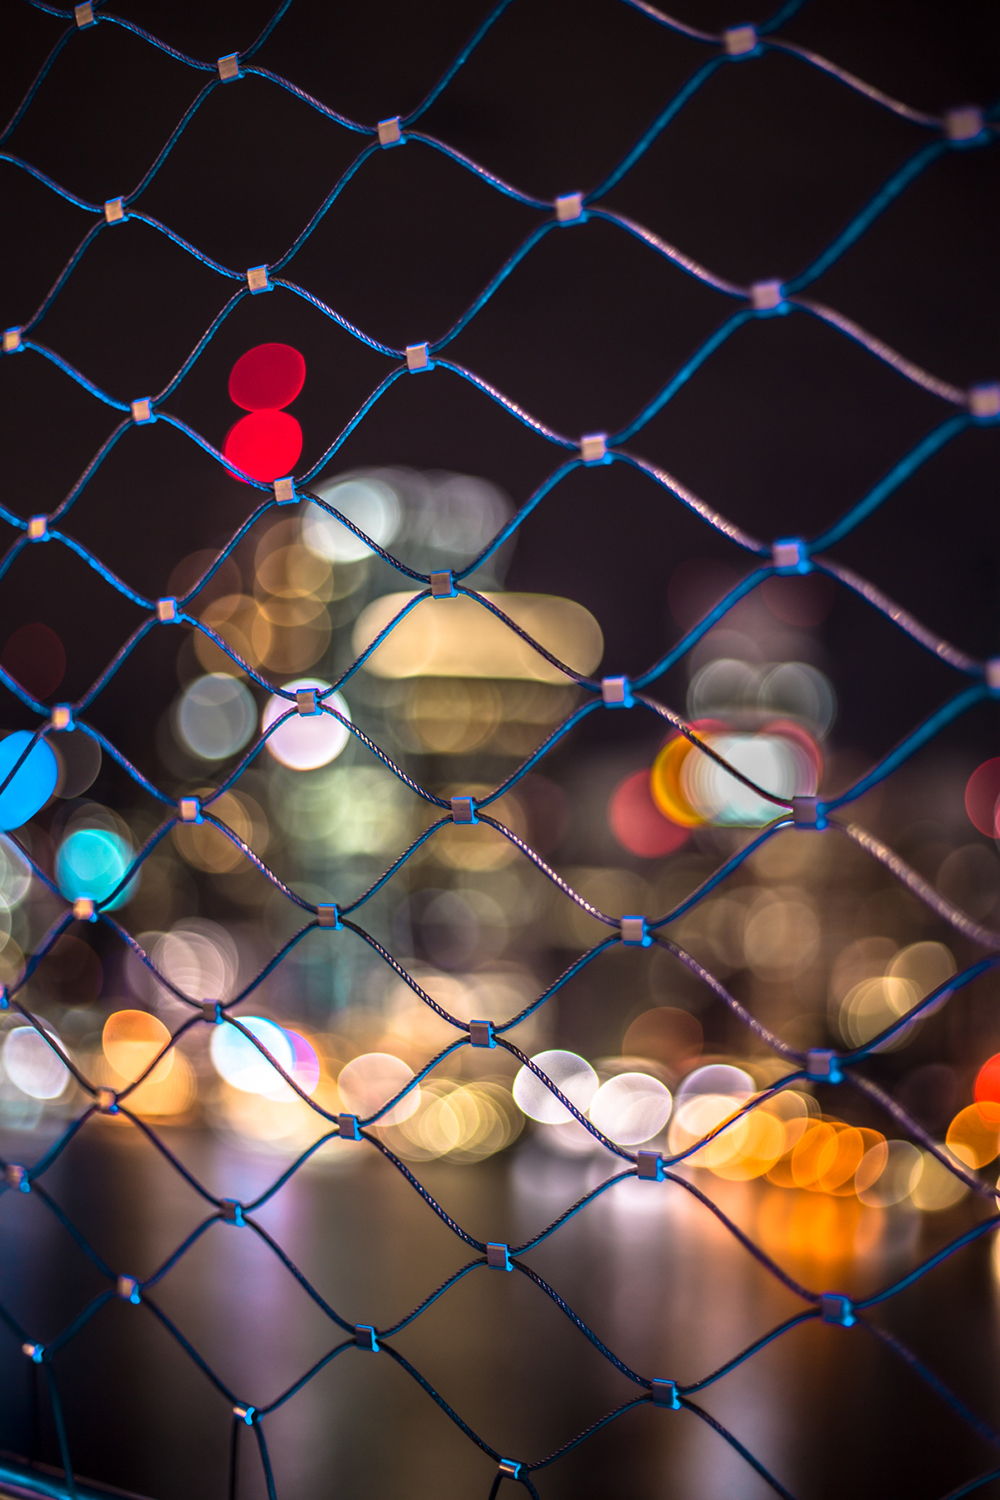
[0,0,999,1495]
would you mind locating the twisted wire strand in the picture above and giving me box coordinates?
[2,3,999,1495]
[5,1051,1000,1498]
[0,74,992,473]
[938,1473,1000,1500]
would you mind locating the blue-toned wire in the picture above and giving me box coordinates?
[810,412,973,551]
[784,140,952,294]
[587,56,728,202]
[823,684,990,810]
[402,0,518,124]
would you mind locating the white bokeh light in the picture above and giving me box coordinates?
[676,1064,754,1100]
[154,920,239,1005]
[303,477,401,563]
[177,674,257,760]
[211,1017,295,1096]
[261,1030,321,1102]
[337,1052,420,1125]
[4,1025,70,1100]
[589,1073,673,1145]
[263,679,351,771]
[512,1050,599,1125]
[684,733,799,826]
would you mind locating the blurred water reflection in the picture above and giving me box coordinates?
[0,1122,996,1500]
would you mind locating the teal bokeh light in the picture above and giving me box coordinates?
[0,732,59,831]
[56,828,138,910]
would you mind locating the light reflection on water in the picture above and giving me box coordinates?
[0,1122,995,1500]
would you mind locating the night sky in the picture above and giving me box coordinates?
[1,2,999,1497]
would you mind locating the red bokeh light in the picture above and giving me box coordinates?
[223,410,303,482]
[228,343,306,412]
[975,1053,1000,1105]
[964,758,1000,837]
[1,622,66,699]
[609,769,690,858]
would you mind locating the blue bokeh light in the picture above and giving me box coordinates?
[0,732,58,831]
[56,827,138,910]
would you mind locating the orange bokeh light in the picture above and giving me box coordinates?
[103,1009,172,1085]
[649,720,725,827]
[946,1101,1000,1168]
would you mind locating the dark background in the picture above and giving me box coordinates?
[2,0,999,771]
[0,1,998,1497]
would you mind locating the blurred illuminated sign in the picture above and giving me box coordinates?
[352,593,603,682]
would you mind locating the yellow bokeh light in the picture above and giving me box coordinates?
[668,1093,748,1169]
[854,1137,889,1195]
[126,1050,195,1118]
[256,542,333,601]
[219,1083,330,1147]
[254,594,331,674]
[353,593,603,683]
[710,1106,785,1180]
[195,594,265,674]
[839,975,920,1048]
[789,1120,837,1189]
[173,790,267,874]
[855,1139,921,1207]
[401,679,503,755]
[258,517,366,601]
[384,1078,521,1163]
[814,1124,866,1195]
[909,1149,969,1212]
[742,893,820,980]
[887,941,956,997]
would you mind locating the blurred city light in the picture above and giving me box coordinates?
[677,1064,754,1099]
[975,1051,1000,1104]
[588,1072,672,1145]
[338,1052,421,1125]
[4,1024,69,1100]
[0,731,58,831]
[103,1009,173,1083]
[513,1050,598,1125]
[211,1017,295,1096]
[224,410,303,483]
[153,921,239,1008]
[609,770,690,858]
[56,827,136,910]
[177,674,257,760]
[945,1103,1000,1168]
[909,1150,969,1211]
[353,593,603,682]
[0,837,32,907]
[303,476,402,563]
[854,1140,922,1207]
[965,757,1000,836]
[229,343,306,410]
[262,679,350,769]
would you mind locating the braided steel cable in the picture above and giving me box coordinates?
[0,2,998,1497]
